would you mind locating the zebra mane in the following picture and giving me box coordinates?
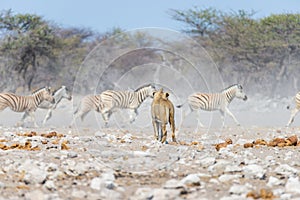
[32,86,48,94]
[52,86,66,95]
[221,84,241,92]
[134,84,154,92]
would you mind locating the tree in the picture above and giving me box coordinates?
[170,7,300,95]
[0,10,59,90]
[170,7,220,37]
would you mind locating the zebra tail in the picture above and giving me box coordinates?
[287,96,296,110]
[176,104,183,108]
[74,103,80,114]
[287,95,295,110]
[176,100,187,108]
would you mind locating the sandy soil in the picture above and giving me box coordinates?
[1,98,300,199]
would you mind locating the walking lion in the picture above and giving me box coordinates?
[151,88,176,143]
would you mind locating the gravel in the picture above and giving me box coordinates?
[1,126,300,199]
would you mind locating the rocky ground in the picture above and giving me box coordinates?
[1,96,300,199]
[1,125,300,200]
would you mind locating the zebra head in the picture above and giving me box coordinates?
[54,85,72,101]
[234,84,247,101]
[148,84,157,98]
[34,87,55,104]
[135,84,156,98]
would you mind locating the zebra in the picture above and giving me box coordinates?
[99,84,156,126]
[38,85,72,125]
[73,84,156,127]
[177,84,247,127]
[72,94,102,123]
[0,87,55,127]
[286,92,300,127]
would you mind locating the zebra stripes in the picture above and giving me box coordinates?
[99,84,156,126]
[0,87,55,127]
[3,82,300,129]
[73,94,102,122]
[73,84,156,127]
[286,92,300,127]
[38,85,72,125]
[178,84,247,127]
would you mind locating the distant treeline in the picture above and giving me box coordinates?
[0,8,300,96]
[171,7,300,96]
[0,9,120,92]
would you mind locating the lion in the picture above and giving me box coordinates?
[151,88,176,143]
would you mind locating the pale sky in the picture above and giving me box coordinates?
[1,0,300,32]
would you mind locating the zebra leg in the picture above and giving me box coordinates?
[224,107,240,126]
[179,108,189,130]
[80,111,89,122]
[220,110,226,128]
[17,112,28,127]
[30,112,38,128]
[69,111,88,127]
[42,109,53,125]
[129,109,138,123]
[73,103,92,123]
[69,115,77,127]
[101,113,108,127]
[22,111,38,128]
[286,108,299,127]
[73,109,90,123]
[196,110,204,128]
[178,111,185,129]
[102,111,111,127]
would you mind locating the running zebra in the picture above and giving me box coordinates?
[38,85,72,125]
[177,84,247,127]
[286,92,300,127]
[0,87,55,127]
[72,94,102,123]
[73,84,156,126]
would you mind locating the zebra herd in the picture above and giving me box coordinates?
[0,84,299,129]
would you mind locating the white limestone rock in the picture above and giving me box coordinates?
[285,176,300,194]
[243,164,266,179]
